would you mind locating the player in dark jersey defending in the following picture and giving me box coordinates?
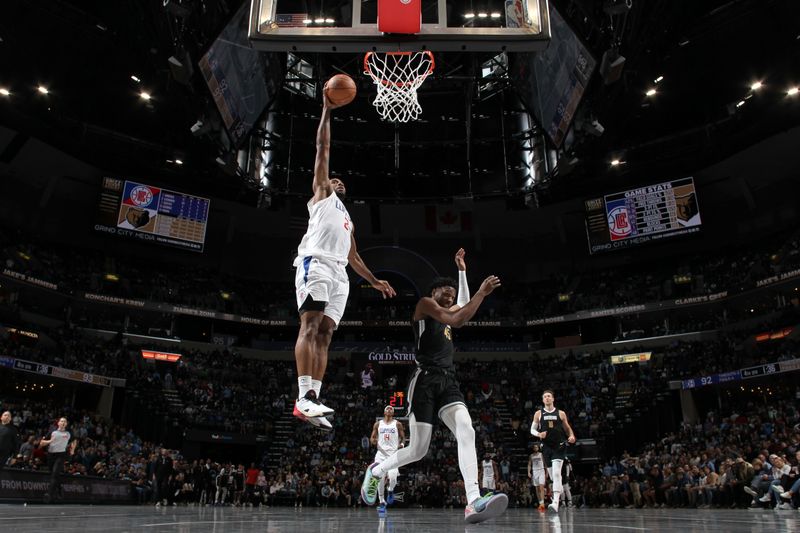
[361,249,507,524]
[530,390,576,513]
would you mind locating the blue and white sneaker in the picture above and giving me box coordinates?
[386,491,394,505]
[377,503,387,517]
[464,492,508,524]
[361,462,380,505]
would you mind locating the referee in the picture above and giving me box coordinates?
[39,417,77,503]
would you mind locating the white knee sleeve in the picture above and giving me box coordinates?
[378,475,387,503]
[440,404,481,504]
[551,459,563,505]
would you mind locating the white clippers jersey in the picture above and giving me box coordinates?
[530,452,544,471]
[377,420,400,455]
[295,192,353,265]
[482,460,495,480]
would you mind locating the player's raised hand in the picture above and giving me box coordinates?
[454,248,466,271]
[372,279,397,299]
[322,84,345,110]
[478,275,501,295]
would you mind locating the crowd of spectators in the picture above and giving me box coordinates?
[578,388,800,511]
[2,334,798,509]
[0,397,155,484]
[3,227,799,324]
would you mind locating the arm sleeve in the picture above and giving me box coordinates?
[530,419,541,437]
[457,270,470,307]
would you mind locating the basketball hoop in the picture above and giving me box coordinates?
[364,51,435,123]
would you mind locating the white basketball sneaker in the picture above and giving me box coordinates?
[308,415,332,430]
[293,391,334,418]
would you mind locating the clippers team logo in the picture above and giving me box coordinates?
[607,203,632,240]
[129,185,154,207]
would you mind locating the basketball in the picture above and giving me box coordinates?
[324,74,357,107]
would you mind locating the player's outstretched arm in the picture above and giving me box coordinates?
[416,275,500,328]
[348,233,396,299]
[397,421,406,448]
[453,248,470,310]
[312,90,345,203]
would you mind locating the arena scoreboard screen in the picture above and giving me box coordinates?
[95,177,210,252]
[585,177,702,254]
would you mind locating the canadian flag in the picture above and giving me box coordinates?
[425,206,473,233]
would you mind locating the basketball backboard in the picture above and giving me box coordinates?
[248,0,550,53]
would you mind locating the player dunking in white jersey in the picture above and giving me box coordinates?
[292,90,396,430]
[370,405,405,515]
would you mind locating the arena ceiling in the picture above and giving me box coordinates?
[0,0,798,205]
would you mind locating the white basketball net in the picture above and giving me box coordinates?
[364,51,435,123]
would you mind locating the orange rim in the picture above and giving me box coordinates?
[364,51,435,88]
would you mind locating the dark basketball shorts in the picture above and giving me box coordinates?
[543,443,566,468]
[406,366,466,425]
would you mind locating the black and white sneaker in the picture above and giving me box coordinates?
[293,390,334,418]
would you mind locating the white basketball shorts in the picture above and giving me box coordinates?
[295,255,349,327]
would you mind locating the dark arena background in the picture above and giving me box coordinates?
[1,1,799,531]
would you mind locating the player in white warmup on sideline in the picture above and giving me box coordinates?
[480,453,499,491]
[370,405,406,515]
[528,443,547,511]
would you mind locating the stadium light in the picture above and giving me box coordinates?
[315,18,325,23]
[736,100,745,108]
[654,75,664,83]
[478,13,488,18]
[464,13,475,19]
[139,91,151,101]
[750,81,763,91]
[0,88,10,97]
[787,87,799,96]
[174,159,184,165]
[645,88,657,97]
[303,19,312,24]
[130,75,141,83]
[610,159,622,167]
[37,85,49,95]
[490,13,501,18]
